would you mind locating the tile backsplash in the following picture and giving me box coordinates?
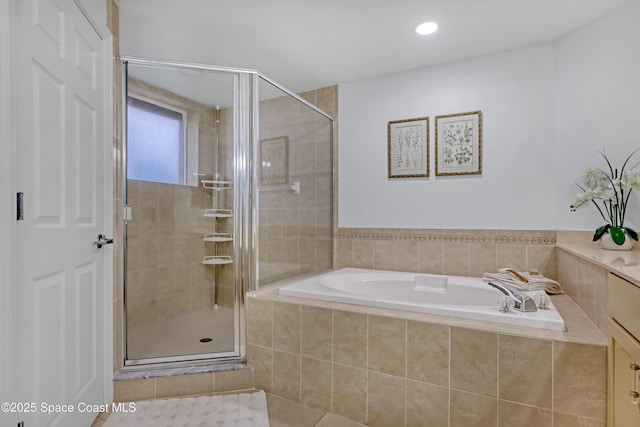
[334,228,557,279]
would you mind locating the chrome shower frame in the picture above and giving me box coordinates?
[118,57,333,368]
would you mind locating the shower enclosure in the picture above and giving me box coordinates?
[121,58,333,366]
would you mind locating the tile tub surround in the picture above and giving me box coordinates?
[334,228,558,280]
[247,287,606,427]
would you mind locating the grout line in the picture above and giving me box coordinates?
[330,308,334,414]
[365,314,369,424]
[404,319,408,427]
[447,325,451,426]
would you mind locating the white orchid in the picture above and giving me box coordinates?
[570,149,640,245]
[622,170,640,189]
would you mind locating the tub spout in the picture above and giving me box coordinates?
[487,281,537,312]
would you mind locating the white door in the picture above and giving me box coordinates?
[13,0,111,425]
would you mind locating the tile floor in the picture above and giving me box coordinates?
[90,392,367,427]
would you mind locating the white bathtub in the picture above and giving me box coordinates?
[278,268,566,331]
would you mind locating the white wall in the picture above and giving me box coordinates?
[338,1,640,231]
[339,44,556,229]
[554,0,640,232]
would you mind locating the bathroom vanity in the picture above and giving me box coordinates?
[556,231,640,426]
[608,272,640,426]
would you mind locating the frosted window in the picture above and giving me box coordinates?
[127,96,184,185]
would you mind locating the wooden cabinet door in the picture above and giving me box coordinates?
[609,319,640,426]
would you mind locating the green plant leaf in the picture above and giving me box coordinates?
[610,227,626,245]
[625,227,639,241]
[593,224,611,241]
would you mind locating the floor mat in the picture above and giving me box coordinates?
[103,391,269,427]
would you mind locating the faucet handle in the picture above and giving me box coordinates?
[534,293,551,310]
[498,296,515,313]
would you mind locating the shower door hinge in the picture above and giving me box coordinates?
[18,421,24,427]
[124,206,132,221]
[16,192,24,221]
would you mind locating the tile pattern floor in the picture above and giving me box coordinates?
[91,393,367,427]
[127,307,234,360]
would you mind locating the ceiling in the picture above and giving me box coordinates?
[119,0,630,94]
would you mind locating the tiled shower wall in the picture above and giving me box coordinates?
[124,83,235,328]
[126,180,223,329]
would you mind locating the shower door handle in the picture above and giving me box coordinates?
[94,234,114,249]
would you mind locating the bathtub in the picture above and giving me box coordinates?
[278,268,566,331]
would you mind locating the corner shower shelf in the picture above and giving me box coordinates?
[202,180,232,190]
[202,255,233,265]
[203,232,234,242]
[203,208,233,218]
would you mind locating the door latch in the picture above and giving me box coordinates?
[94,234,114,248]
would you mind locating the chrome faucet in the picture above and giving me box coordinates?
[487,281,538,312]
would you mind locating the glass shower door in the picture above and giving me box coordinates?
[123,61,242,365]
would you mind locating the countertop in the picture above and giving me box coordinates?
[556,231,640,288]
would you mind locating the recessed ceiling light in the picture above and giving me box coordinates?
[416,22,438,35]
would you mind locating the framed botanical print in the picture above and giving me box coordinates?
[435,111,482,176]
[387,117,429,179]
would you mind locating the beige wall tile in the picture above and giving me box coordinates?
[496,244,526,271]
[557,250,578,297]
[406,380,448,427]
[576,258,608,334]
[498,400,552,427]
[301,357,332,411]
[214,368,254,392]
[332,364,367,424]
[469,243,497,277]
[113,378,155,402]
[553,341,606,421]
[443,243,469,276]
[367,371,405,427]
[450,389,497,427]
[451,328,497,397]
[353,240,374,269]
[368,315,406,377]
[499,335,552,408]
[373,240,396,271]
[419,241,443,274]
[396,240,420,272]
[333,311,367,368]
[334,238,353,269]
[247,297,273,347]
[407,321,449,386]
[273,302,301,354]
[526,245,557,279]
[247,344,272,393]
[272,350,301,402]
[301,306,332,361]
[155,373,213,398]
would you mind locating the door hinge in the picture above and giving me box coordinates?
[16,192,24,221]
[18,421,24,427]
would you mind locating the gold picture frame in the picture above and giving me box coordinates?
[387,117,429,179]
[435,111,482,176]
